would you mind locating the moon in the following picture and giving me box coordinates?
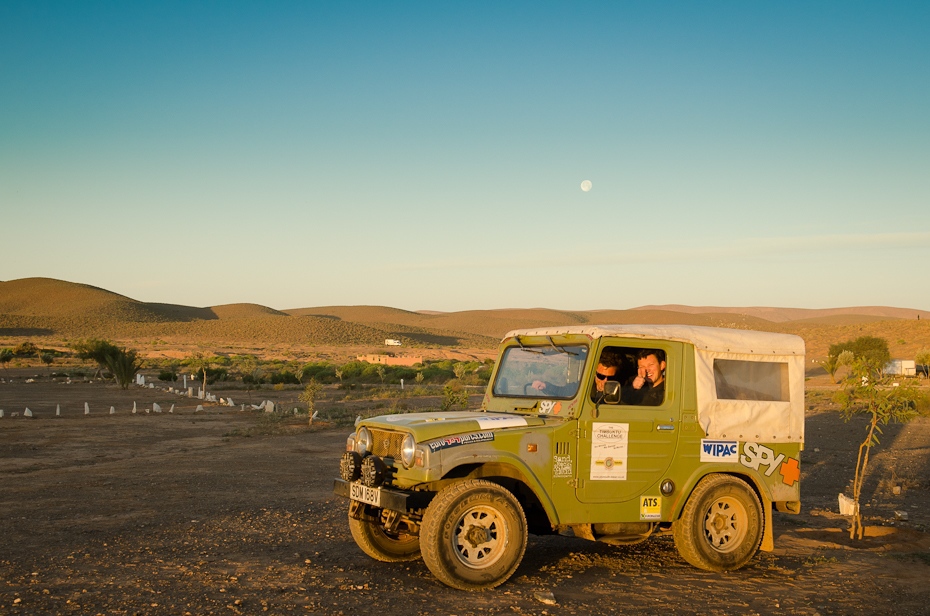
[580,180,592,192]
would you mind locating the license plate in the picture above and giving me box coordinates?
[350,482,381,507]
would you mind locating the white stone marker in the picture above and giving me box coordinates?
[0,409,4,418]
[132,402,137,413]
[110,406,115,415]
[195,405,204,412]
[169,404,175,413]
[85,402,90,415]
[241,404,245,411]
[153,403,162,413]
[227,397,234,407]
[56,404,61,417]
[24,408,33,418]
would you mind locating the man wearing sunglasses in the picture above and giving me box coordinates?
[590,350,622,400]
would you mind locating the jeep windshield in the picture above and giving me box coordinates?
[491,344,589,399]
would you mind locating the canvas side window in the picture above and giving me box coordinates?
[713,359,789,402]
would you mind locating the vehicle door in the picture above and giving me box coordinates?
[576,340,683,503]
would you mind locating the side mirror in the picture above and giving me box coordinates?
[602,381,621,405]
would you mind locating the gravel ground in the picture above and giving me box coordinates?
[1,376,930,615]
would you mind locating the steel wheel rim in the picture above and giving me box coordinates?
[702,495,748,553]
[452,505,507,569]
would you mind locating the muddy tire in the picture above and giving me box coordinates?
[421,479,527,590]
[348,508,421,562]
[673,474,763,572]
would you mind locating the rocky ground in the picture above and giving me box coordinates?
[1,374,929,615]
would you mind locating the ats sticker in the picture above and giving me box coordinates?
[427,431,494,452]
[700,439,739,463]
[640,496,662,520]
[475,416,528,430]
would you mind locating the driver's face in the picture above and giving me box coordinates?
[594,363,617,392]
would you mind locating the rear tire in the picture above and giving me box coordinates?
[348,507,421,562]
[421,479,527,590]
[673,474,763,572]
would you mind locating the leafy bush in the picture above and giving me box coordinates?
[269,370,300,385]
[13,341,38,356]
[158,370,178,382]
[829,336,891,376]
[205,367,228,383]
[441,379,469,411]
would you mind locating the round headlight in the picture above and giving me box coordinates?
[355,426,371,455]
[401,433,416,468]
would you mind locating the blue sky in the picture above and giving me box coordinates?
[2,2,928,311]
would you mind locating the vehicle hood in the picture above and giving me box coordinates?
[359,411,549,442]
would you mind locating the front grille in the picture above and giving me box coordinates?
[370,429,404,459]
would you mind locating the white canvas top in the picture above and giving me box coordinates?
[503,324,805,443]
[503,324,804,357]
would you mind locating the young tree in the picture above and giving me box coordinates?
[833,358,920,539]
[40,352,54,373]
[453,362,468,380]
[239,357,264,403]
[916,349,930,379]
[376,365,386,385]
[299,379,324,425]
[415,371,424,384]
[186,352,213,396]
[106,347,143,390]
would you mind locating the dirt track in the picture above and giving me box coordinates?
[2,377,930,615]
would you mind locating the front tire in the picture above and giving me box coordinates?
[673,474,763,572]
[421,479,527,591]
[348,507,421,562]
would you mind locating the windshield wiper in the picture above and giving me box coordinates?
[547,336,578,356]
[515,336,544,354]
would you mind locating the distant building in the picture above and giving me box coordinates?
[385,339,402,346]
[885,359,916,377]
[358,354,423,367]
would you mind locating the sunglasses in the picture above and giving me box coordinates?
[595,372,613,380]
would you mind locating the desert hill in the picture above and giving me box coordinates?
[2,277,929,361]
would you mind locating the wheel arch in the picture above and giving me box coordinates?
[435,458,559,532]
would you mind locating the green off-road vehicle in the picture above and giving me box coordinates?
[334,325,805,590]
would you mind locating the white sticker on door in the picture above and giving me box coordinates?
[590,423,629,481]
